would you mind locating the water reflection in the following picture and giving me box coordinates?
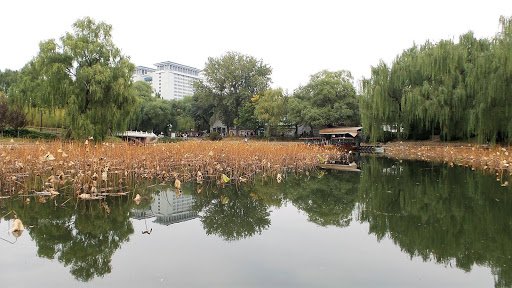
[1,156,511,286]
[357,157,512,288]
[1,197,134,282]
[284,171,359,228]
[191,184,272,241]
[132,190,197,226]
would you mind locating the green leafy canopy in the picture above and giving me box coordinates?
[10,17,136,140]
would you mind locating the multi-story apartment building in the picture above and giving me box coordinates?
[132,61,202,101]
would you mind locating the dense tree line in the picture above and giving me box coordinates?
[361,16,512,144]
[130,52,361,137]
[193,57,361,137]
[5,15,512,142]
[2,17,361,140]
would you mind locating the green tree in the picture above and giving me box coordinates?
[129,81,159,132]
[10,17,137,140]
[131,89,197,135]
[469,16,512,143]
[193,51,272,130]
[0,69,18,94]
[294,70,360,130]
[361,16,512,144]
[361,61,401,142]
[190,87,215,131]
[138,98,173,134]
[174,96,196,133]
[0,93,8,131]
[236,100,260,131]
[133,81,153,99]
[176,115,195,134]
[254,88,287,136]
[286,96,307,136]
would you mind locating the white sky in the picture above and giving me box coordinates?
[1,0,511,92]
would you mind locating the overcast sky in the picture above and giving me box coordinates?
[1,0,511,92]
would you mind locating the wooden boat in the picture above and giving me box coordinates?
[319,163,361,172]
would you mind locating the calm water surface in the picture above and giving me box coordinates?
[1,156,510,287]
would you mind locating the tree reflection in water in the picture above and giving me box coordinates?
[283,171,359,228]
[192,156,512,287]
[358,156,512,288]
[1,196,135,282]
[190,170,360,241]
[1,156,511,286]
[192,186,271,242]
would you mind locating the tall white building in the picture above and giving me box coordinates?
[133,66,156,83]
[132,61,202,101]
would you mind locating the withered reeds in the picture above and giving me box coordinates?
[0,140,343,197]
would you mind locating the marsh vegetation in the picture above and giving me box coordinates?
[0,140,342,198]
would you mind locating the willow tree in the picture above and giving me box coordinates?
[362,15,512,143]
[364,40,472,142]
[400,39,472,140]
[10,17,136,140]
[361,61,399,142]
[468,16,512,143]
[10,51,65,114]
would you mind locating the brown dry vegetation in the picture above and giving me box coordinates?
[384,142,512,182]
[0,140,343,197]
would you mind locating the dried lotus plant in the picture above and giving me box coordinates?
[0,139,344,195]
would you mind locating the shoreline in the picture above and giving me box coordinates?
[381,141,511,179]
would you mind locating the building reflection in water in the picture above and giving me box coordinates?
[131,190,197,226]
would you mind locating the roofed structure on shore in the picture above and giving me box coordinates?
[319,127,362,137]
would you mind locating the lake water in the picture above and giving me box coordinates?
[1,156,511,287]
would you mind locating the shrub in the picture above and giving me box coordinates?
[209,132,223,141]
[8,107,28,130]
[1,127,58,140]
